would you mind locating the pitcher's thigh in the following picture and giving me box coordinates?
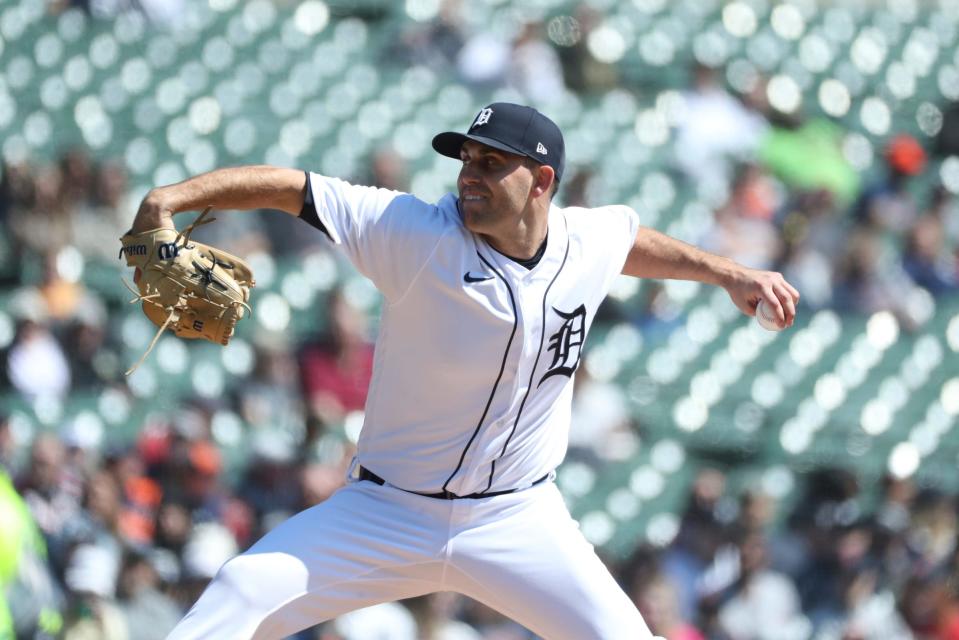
[448,488,655,640]
[167,483,447,640]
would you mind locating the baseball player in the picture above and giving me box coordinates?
[138,103,799,639]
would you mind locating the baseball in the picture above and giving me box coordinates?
[755,299,783,332]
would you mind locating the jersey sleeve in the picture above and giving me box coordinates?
[604,204,641,272]
[305,172,447,302]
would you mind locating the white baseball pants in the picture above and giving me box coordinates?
[166,477,655,640]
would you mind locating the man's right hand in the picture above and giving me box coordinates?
[131,188,176,233]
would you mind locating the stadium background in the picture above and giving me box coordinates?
[1,0,959,637]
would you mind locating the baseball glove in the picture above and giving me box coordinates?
[119,207,255,375]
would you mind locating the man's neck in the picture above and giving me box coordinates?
[482,203,550,259]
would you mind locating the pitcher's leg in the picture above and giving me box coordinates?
[168,482,447,640]
[447,485,657,640]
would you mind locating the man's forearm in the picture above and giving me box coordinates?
[132,166,307,232]
[621,226,739,287]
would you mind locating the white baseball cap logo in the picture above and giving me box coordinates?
[536,142,547,155]
[472,108,493,128]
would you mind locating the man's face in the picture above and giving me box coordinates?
[457,140,536,236]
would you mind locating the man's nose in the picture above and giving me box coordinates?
[459,165,479,185]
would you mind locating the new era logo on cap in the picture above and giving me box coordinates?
[432,102,566,182]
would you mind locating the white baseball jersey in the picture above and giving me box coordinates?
[169,174,658,640]
[308,173,639,496]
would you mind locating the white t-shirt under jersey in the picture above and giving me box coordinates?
[307,173,639,496]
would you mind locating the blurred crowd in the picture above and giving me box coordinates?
[2,0,959,638]
[625,466,959,640]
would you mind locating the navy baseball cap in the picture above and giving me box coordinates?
[432,103,566,182]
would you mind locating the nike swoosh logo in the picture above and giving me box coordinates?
[464,272,494,283]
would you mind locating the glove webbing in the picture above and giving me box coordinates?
[122,271,251,376]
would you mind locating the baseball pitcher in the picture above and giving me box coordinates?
[126,103,798,639]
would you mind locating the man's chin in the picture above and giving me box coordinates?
[459,203,486,229]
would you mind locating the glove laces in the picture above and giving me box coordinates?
[122,206,218,376]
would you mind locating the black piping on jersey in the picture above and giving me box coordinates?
[440,251,518,495]
[483,216,570,493]
[298,171,334,241]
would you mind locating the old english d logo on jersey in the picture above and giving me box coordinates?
[539,304,586,386]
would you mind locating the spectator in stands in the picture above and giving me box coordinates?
[153,500,191,561]
[558,167,595,208]
[102,446,163,546]
[716,529,809,640]
[37,250,91,324]
[903,185,958,295]
[815,556,913,640]
[674,62,768,196]
[61,543,128,640]
[5,315,71,402]
[391,0,465,73]
[59,418,103,498]
[177,523,237,615]
[507,22,568,105]
[147,412,248,539]
[899,573,959,640]
[759,116,860,209]
[701,163,784,270]
[73,471,126,556]
[72,160,129,262]
[787,469,865,627]
[299,288,374,426]
[634,572,705,640]
[366,147,411,193]
[9,162,72,258]
[0,159,37,274]
[237,430,302,537]
[0,159,34,220]
[455,29,510,91]
[833,226,921,319]
[176,440,232,525]
[238,341,305,438]
[63,307,118,388]
[554,6,619,93]
[15,434,81,566]
[662,468,730,623]
[116,549,181,640]
[736,489,806,579]
[0,467,65,639]
[852,135,926,235]
[906,490,958,573]
[778,188,844,309]
[568,364,634,462]
[58,148,96,211]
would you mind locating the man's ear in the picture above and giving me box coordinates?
[531,164,556,199]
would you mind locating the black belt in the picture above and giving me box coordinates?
[359,466,549,500]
